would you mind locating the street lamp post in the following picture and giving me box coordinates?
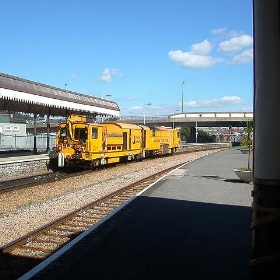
[181,81,185,113]
[143,103,152,125]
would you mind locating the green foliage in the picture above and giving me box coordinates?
[238,167,252,171]
[197,129,213,142]
[244,121,253,170]
[241,121,253,147]
[180,127,191,141]
[179,127,213,142]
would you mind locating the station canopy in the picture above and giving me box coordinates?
[0,72,120,118]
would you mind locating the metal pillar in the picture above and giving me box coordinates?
[251,1,280,277]
[181,81,185,113]
[46,114,50,153]
[33,114,38,155]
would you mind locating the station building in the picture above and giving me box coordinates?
[0,113,28,150]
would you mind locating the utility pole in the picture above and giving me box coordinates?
[181,81,185,113]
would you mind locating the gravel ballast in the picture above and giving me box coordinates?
[0,149,226,246]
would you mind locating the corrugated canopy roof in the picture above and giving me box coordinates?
[0,72,120,118]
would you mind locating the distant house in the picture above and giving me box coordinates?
[0,113,27,150]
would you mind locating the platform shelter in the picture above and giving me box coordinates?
[0,72,120,153]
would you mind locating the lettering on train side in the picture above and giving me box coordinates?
[107,133,123,137]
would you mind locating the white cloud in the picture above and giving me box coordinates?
[211,27,227,35]
[111,68,123,77]
[168,29,253,69]
[228,48,253,65]
[130,106,142,110]
[218,35,253,52]
[120,96,248,117]
[184,96,245,108]
[190,40,212,55]
[168,49,224,69]
[117,96,139,102]
[98,68,123,83]
[70,72,77,78]
[98,68,111,83]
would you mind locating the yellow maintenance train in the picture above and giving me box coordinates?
[48,115,180,171]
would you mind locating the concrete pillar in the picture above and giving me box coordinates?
[190,127,196,143]
[251,0,280,277]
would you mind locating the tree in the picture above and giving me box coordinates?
[241,121,253,170]
[180,127,191,141]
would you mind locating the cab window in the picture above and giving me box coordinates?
[74,128,88,141]
[60,127,67,139]
[92,127,98,139]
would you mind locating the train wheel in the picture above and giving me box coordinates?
[135,154,141,161]
[90,160,100,170]
[47,159,59,172]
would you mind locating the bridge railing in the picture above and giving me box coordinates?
[119,112,253,122]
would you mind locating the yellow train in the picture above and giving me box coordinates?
[48,115,180,170]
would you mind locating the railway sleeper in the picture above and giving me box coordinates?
[35,237,66,245]
[92,205,116,212]
[16,245,54,254]
[75,214,100,221]
[38,231,70,240]
[103,202,123,208]
[67,219,95,227]
[116,194,134,199]
[48,228,77,235]
[10,249,46,259]
[22,243,59,252]
[57,225,86,233]
[86,209,108,215]
[45,230,72,238]
[77,215,102,222]
[73,216,96,222]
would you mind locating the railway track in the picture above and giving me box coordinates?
[0,144,229,194]
[0,172,61,193]
[0,165,182,279]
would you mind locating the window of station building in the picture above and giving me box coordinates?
[91,127,98,139]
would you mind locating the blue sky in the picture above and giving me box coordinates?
[1,0,253,117]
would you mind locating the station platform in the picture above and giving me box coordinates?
[0,150,48,164]
[21,147,253,280]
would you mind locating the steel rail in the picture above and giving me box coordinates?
[0,165,183,279]
[0,145,229,279]
[0,144,228,194]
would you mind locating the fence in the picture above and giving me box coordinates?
[0,132,242,152]
[0,133,56,152]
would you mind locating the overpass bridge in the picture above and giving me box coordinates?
[119,112,253,128]
[26,111,253,135]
